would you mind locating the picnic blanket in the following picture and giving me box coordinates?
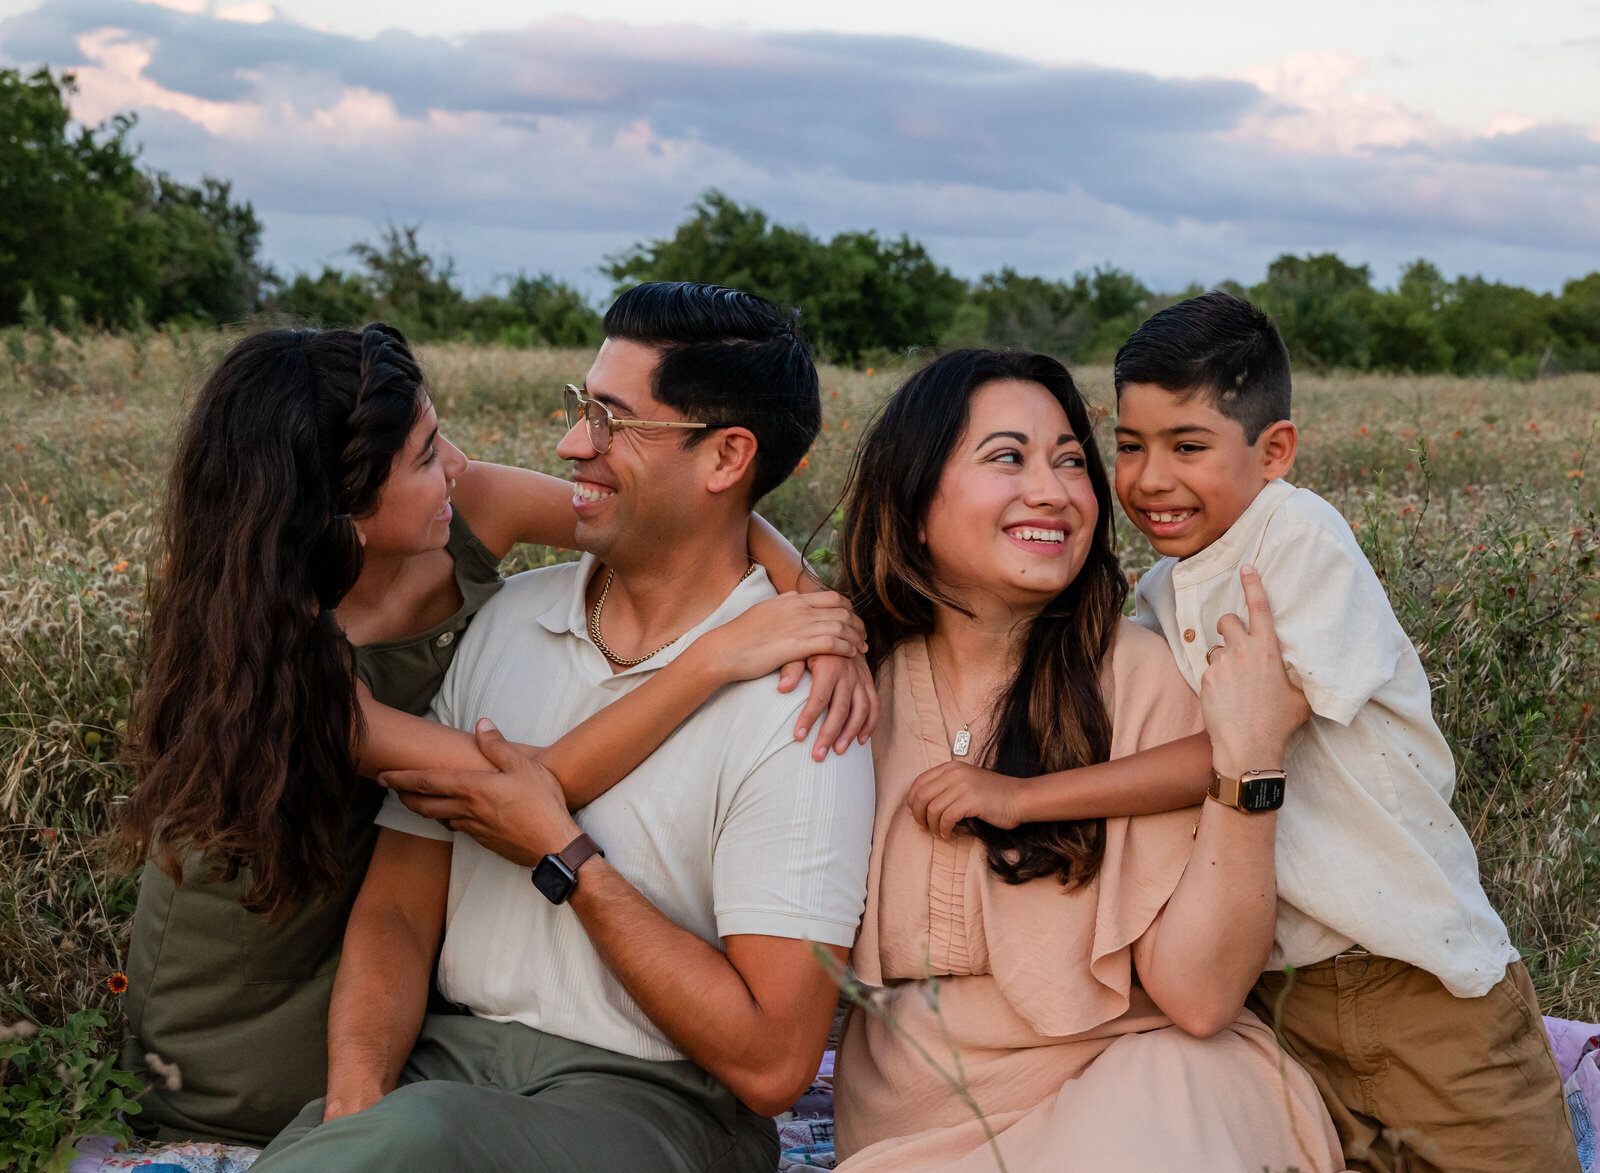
[1548,1016,1599,1172]
[73,1019,1598,1173]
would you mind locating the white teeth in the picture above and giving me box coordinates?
[573,484,616,503]
[1146,510,1192,524]
[1012,527,1064,543]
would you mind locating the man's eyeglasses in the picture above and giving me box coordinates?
[562,384,708,455]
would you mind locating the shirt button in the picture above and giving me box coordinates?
[1182,628,1196,643]
[435,631,454,648]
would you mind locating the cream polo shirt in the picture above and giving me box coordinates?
[376,555,875,1061]
[1132,478,1516,997]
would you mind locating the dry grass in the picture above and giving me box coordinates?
[2,331,1596,1032]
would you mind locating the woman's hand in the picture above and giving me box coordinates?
[1200,564,1310,774]
[686,590,877,760]
[906,760,1025,839]
[785,652,878,762]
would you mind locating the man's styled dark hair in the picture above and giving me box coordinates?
[1113,290,1292,443]
[603,281,821,504]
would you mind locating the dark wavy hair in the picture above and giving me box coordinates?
[834,349,1127,888]
[120,323,425,919]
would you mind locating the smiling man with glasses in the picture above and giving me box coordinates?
[252,282,874,1173]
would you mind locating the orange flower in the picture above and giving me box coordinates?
[113,560,129,573]
[865,368,876,376]
[107,971,128,995]
[1359,426,1369,436]
[797,455,811,470]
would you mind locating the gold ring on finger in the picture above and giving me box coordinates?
[1205,645,1224,665]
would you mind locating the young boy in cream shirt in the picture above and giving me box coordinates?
[1107,290,1577,1173]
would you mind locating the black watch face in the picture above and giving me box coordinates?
[1239,774,1286,813]
[532,856,577,904]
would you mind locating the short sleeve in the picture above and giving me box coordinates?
[1255,521,1405,726]
[372,658,465,841]
[711,724,875,948]
[1105,620,1205,760]
[375,788,455,841]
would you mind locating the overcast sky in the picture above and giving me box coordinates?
[2,0,1597,298]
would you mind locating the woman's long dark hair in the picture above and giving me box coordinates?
[120,324,425,919]
[835,349,1127,888]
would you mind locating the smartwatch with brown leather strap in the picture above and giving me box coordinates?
[531,832,605,904]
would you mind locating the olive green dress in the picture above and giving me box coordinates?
[122,515,504,1146]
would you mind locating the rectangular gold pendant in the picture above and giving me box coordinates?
[952,729,971,757]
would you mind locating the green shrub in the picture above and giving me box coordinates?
[0,1010,144,1173]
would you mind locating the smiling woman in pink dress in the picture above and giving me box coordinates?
[830,349,1344,1173]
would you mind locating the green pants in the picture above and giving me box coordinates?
[254,1014,779,1173]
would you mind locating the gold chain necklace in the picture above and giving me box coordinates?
[589,562,756,668]
[926,640,974,757]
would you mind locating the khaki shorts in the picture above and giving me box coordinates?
[1248,956,1579,1173]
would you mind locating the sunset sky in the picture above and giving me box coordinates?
[3,0,1596,297]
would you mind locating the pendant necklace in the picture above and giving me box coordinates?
[927,641,973,757]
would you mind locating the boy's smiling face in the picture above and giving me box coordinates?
[1114,381,1297,559]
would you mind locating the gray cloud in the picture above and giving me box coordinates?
[2,0,1595,294]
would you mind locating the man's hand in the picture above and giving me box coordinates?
[905,760,1025,838]
[379,720,582,866]
[1200,564,1311,775]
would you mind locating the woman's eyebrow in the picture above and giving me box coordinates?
[977,430,1028,446]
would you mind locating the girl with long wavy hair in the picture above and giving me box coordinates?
[827,350,1345,1172]
[118,323,874,1146]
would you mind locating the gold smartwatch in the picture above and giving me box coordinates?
[1208,768,1287,813]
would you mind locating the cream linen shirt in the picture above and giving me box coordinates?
[1133,479,1516,997]
[377,555,875,1061]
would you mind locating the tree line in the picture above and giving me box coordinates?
[4,66,1598,377]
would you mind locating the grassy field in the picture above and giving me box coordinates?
[2,330,1597,1040]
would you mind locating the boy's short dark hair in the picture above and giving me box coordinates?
[603,281,821,504]
[1113,290,1291,443]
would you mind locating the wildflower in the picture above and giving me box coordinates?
[107,971,128,994]
[113,560,128,573]
[1529,422,1539,432]
[797,455,811,470]
[1359,426,1369,436]
[1402,505,1415,516]
[830,389,839,398]
[866,367,876,376]
[40,494,49,505]
[1568,470,1585,480]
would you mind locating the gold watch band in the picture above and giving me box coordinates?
[1207,768,1287,813]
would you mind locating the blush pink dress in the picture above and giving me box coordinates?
[834,622,1344,1173]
